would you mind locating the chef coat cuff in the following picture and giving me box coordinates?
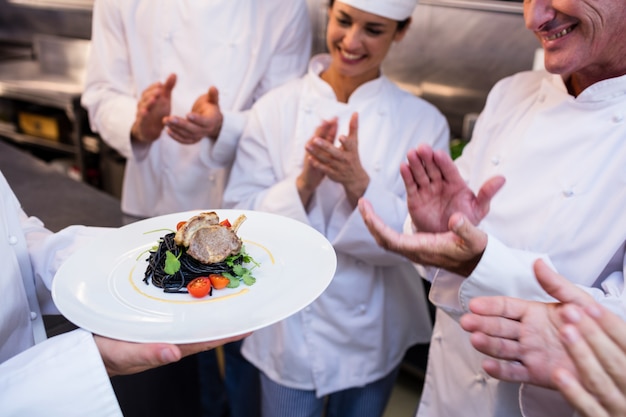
[203,110,248,168]
[459,234,556,310]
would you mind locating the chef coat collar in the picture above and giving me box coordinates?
[308,54,386,103]
[549,71,626,103]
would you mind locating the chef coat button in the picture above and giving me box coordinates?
[538,94,546,102]
[359,305,366,314]
[562,188,574,197]
[209,175,215,182]
[491,156,500,165]
[613,114,624,123]
[373,164,381,172]
[30,311,38,320]
[474,374,487,384]
[8,235,18,245]
[378,108,386,116]
[433,332,443,342]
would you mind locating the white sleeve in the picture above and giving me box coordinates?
[81,0,137,159]
[0,329,122,417]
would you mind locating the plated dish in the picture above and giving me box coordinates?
[52,209,337,343]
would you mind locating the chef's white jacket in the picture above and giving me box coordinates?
[224,54,450,396]
[81,0,312,217]
[0,172,120,416]
[416,71,626,417]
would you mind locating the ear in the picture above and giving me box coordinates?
[394,17,412,42]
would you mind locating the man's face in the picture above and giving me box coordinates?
[524,0,626,86]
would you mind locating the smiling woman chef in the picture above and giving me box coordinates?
[223,0,449,416]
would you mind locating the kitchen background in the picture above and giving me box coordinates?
[0,0,539,196]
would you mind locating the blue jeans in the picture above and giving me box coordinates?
[198,340,261,417]
[259,366,401,417]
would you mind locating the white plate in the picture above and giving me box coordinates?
[52,209,337,343]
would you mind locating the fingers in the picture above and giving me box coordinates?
[552,368,609,417]
[560,305,626,394]
[584,304,626,354]
[177,333,249,358]
[460,313,521,340]
[554,302,626,416]
[94,336,183,377]
[467,294,528,321]
[358,198,404,250]
[481,357,531,383]
[313,117,338,143]
[554,319,622,417]
[405,145,434,191]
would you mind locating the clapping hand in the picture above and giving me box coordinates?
[297,117,338,206]
[402,144,504,233]
[131,73,177,143]
[304,113,369,207]
[165,86,224,144]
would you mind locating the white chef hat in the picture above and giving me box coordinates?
[336,0,418,20]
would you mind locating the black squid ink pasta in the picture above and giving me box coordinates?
[143,232,244,293]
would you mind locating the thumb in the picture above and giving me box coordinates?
[207,86,219,106]
[348,112,359,140]
[533,259,594,306]
[339,112,359,150]
[163,73,177,97]
[475,176,506,220]
[449,213,487,253]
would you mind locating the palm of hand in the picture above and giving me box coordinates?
[137,94,171,141]
[516,302,576,388]
[409,182,480,233]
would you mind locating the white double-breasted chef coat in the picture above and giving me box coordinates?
[81,0,312,217]
[416,71,626,417]
[224,54,450,396]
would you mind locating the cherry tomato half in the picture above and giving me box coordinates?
[219,219,231,228]
[187,277,212,298]
[209,274,230,290]
[176,221,187,231]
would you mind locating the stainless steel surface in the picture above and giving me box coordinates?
[0,139,126,231]
[0,0,92,43]
[0,35,92,178]
[307,0,539,138]
[8,0,93,11]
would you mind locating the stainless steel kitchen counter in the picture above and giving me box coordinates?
[0,139,129,230]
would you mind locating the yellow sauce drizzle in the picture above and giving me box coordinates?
[128,238,272,304]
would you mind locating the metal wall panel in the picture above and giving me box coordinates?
[307,0,540,138]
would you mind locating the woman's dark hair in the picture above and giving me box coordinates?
[328,0,411,32]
